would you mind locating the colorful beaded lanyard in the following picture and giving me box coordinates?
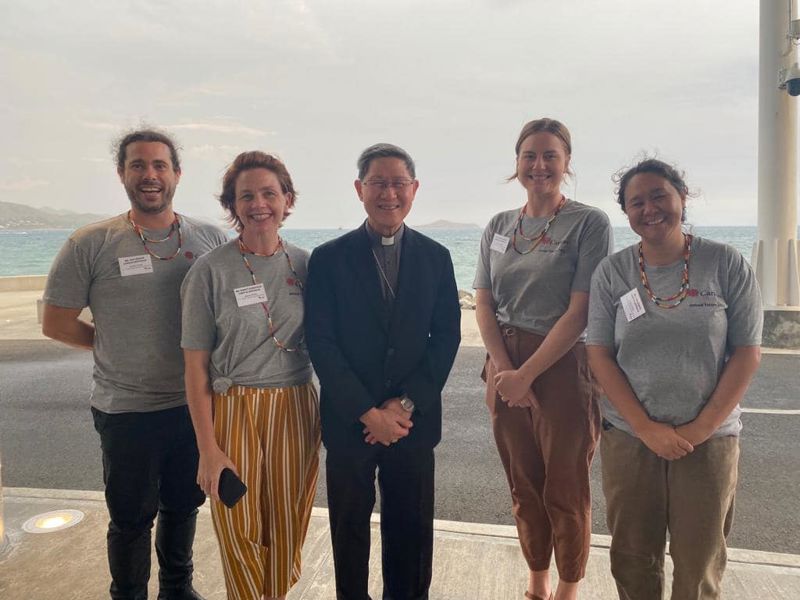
[511,196,567,255]
[637,233,693,309]
[238,236,304,352]
[128,212,182,260]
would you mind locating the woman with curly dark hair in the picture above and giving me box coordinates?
[587,158,762,600]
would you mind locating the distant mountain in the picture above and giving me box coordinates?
[414,219,481,229]
[0,201,109,230]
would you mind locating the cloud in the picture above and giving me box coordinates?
[5,158,33,167]
[4,157,66,166]
[0,178,50,191]
[186,144,242,157]
[0,0,772,227]
[167,122,274,136]
[80,121,119,131]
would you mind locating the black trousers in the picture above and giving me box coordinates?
[92,405,206,600]
[326,444,435,600]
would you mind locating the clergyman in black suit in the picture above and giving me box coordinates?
[305,143,461,600]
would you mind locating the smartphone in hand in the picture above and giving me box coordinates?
[218,467,247,508]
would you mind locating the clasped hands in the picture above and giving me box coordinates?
[494,367,538,409]
[494,366,715,462]
[361,398,413,446]
[637,419,713,461]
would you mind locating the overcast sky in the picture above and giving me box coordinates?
[0,0,782,229]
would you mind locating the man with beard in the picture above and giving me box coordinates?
[42,128,228,600]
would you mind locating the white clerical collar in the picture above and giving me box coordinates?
[365,221,405,247]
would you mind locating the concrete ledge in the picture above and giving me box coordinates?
[0,275,47,292]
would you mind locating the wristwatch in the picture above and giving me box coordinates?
[399,394,415,413]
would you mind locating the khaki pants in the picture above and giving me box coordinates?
[211,383,321,600]
[484,326,600,582]
[601,426,739,600]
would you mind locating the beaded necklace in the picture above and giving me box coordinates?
[511,196,567,255]
[637,233,692,309]
[128,211,182,261]
[238,236,304,352]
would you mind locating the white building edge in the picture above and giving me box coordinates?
[755,0,800,347]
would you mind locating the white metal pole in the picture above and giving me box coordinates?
[757,0,800,307]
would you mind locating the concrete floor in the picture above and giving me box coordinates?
[2,488,800,599]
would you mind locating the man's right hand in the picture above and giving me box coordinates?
[360,407,413,446]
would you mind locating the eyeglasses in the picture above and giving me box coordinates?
[361,179,415,191]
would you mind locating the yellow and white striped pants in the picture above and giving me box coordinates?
[211,382,321,599]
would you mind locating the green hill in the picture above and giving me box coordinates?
[0,201,109,230]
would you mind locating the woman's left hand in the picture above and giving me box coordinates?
[494,369,535,407]
[509,389,538,408]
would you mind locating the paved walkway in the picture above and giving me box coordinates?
[2,488,799,599]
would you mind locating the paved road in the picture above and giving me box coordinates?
[1,340,799,554]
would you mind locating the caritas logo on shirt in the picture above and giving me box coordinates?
[687,288,723,307]
[538,236,569,254]
[287,277,302,296]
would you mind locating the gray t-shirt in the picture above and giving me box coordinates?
[473,200,613,336]
[180,238,313,390]
[43,213,229,413]
[586,236,763,438]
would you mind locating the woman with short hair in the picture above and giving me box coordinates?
[181,151,320,600]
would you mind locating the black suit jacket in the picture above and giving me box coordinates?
[305,224,461,453]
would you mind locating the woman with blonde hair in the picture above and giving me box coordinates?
[474,118,612,600]
[181,151,320,600]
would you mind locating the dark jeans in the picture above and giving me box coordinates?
[92,405,206,600]
[326,445,435,600]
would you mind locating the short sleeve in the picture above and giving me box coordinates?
[586,258,617,347]
[724,247,763,347]
[472,221,494,290]
[286,245,310,282]
[42,238,92,309]
[180,259,217,351]
[571,210,613,293]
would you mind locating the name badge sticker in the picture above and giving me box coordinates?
[118,255,154,277]
[234,283,268,308]
[490,233,510,253]
[620,288,646,322]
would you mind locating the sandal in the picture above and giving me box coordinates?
[524,592,553,600]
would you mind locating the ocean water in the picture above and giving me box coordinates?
[0,226,773,291]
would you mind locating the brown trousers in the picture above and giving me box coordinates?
[601,426,739,600]
[484,325,601,582]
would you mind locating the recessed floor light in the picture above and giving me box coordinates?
[22,510,85,534]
